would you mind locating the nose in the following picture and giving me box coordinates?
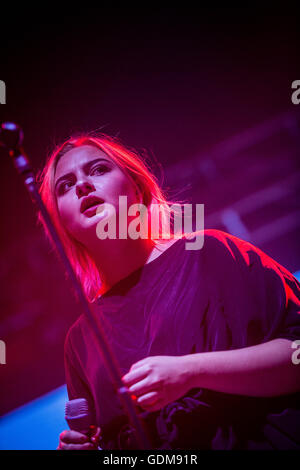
[76,180,95,198]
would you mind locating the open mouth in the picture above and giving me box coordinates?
[82,204,104,218]
[80,196,104,214]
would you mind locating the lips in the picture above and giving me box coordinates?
[80,195,104,214]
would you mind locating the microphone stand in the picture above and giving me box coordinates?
[0,122,151,450]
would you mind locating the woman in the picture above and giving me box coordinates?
[38,133,300,450]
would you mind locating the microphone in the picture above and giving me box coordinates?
[65,398,102,449]
[0,122,35,185]
[1,121,151,450]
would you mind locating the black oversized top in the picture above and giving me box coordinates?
[64,230,300,449]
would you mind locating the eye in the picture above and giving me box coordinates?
[57,180,74,195]
[90,164,110,176]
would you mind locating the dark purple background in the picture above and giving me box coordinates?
[0,6,299,415]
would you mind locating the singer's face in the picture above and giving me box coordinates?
[54,145,139,245]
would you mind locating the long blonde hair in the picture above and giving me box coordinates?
[37,133,184,302]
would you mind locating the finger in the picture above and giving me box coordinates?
[60,430,89,444]
[136,391,159,407]
[130,358,151,370]
[143,402,164,412]
[92,426,101,437]
[91,426,101,444]
[128,378,154,397]
[59,442,95,451]
[138,398,165,413]
[122,367,149,386]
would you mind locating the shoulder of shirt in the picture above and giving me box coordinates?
[185,229,273,266]
[190,229,291,285]
[185,228,248,250]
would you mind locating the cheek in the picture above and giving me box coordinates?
[106,173,139,205]
[56,197,78,233]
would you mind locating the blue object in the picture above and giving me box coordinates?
[294,270,300,283]
[0,385,68,450]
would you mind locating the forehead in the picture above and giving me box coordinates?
[55,145,112,178]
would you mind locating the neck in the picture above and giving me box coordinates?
[86,237,156,295]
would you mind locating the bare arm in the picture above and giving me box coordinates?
[185,338,300,397]
[123,338,300,412]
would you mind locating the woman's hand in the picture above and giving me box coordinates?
[122,355,193,412]
[57,427,101,450]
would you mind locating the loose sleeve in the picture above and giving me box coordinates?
[188,230,300,449]
[270,263,300,342]
[202,230,300,348]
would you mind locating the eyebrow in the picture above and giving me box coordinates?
[54,158,111,191]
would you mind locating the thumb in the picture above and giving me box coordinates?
[90,426,101,444]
